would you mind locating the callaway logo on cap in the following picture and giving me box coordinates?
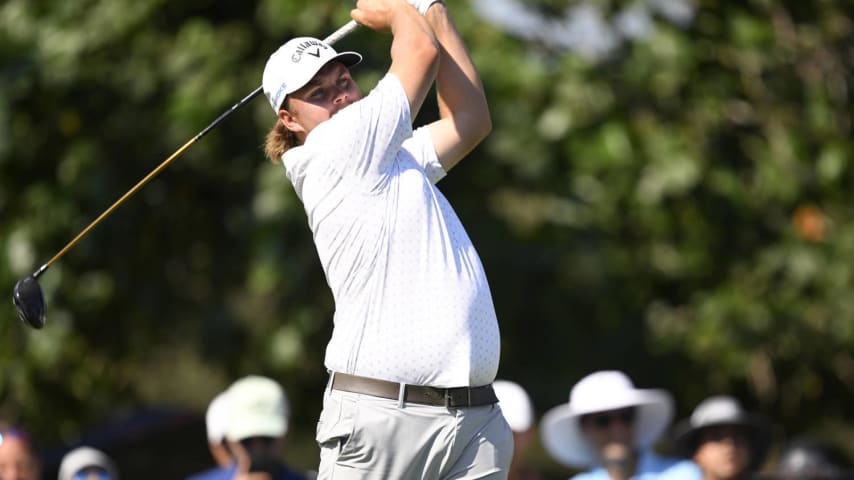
[291,39,329,62]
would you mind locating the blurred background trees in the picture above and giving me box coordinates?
[1,0,852,477]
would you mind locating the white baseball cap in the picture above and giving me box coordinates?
[224,375,290,442]
[262,36,362,113]
[493,380,535,432]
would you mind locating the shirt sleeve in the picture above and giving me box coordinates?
[401,126,447,185]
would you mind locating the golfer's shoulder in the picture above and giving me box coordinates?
[362,73,409,110]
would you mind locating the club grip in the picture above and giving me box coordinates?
[324,19,359,46]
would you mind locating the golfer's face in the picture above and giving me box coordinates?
[581,408,636,459]
[282,62,361,136]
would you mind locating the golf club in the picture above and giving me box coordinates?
[12,20,359,329]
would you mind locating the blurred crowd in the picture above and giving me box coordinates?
[0,375,308,480]
[1,370,851,480]
[496,371,853,480]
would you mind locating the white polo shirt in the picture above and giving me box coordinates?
[282,74,500,388]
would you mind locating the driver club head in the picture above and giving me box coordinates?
[12,275,46,329]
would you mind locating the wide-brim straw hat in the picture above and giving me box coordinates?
[672,395,771,470]
[540,370,674,469]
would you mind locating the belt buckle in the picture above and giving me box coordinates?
[444,387,472,408]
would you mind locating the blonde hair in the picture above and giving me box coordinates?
[264,120,299,164]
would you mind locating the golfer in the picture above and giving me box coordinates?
[261,0,511,478]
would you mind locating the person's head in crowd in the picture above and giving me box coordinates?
[673,395,771,480]
[58,446,118,480]
[758,436,852,480]
[0,425,40,480]
[224,375,290,477]
[205,391,233,467]
[541,370,700,480]
[494,380,540,480]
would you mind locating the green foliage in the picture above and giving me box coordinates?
[1,0,853,470]
[474,0,854,450]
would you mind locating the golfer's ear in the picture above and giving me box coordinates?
[278,109,304,134]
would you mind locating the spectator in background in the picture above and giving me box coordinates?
[541,370,700,480]
[223,376,308,480]
[187,391,234,480]
[672,395,771,480]
[756,436,852,480]
[0,425,40,480]
[58,446,118,480]
[494,380,544,480]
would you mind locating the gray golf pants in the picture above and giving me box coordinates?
[316,386,513,479]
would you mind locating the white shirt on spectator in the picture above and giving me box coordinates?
[282,73,500,387]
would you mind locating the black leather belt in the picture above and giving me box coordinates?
[331,372,498,408]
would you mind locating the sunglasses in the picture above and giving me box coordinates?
[584,408,637,429]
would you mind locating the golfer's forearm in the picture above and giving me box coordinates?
[425,4,491,140]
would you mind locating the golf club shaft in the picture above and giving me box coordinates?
[37,20,359,277]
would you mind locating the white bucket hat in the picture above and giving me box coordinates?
[494,380,535,432]
[262,36,362,113]
[540,370,674,468]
